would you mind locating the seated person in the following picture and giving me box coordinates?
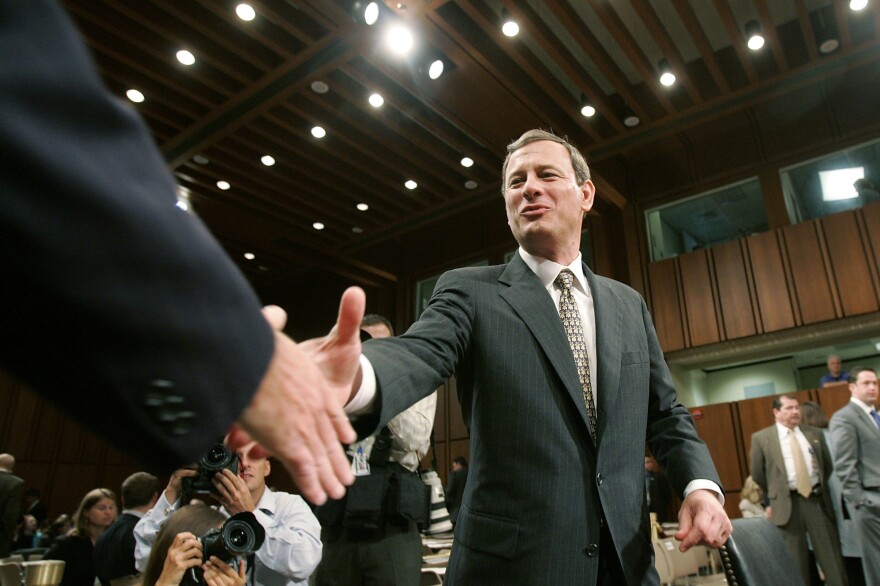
[738,475,767,518]
[134,439,321,586]
[12,514,38,551]
[820,354,848,387]
[140,505,245,586]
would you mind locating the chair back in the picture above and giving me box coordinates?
[21,561,64,586]
[0,562,22,586]
[719,518,805,586]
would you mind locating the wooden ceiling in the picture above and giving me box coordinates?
[62,0,880,288]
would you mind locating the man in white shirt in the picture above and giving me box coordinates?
[830,367,880,586]
[134,440,322,586]
[750,394,846,585]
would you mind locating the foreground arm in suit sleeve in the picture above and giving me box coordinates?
[0,0,354,503]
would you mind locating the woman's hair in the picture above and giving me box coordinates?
[141,505,226,586]
[72,488,116,537]
[740,475,763,504]
[800,401,829,429]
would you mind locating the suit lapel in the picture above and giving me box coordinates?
[768,427,787,478]
[584,265,621,438]
[498,256,594,442]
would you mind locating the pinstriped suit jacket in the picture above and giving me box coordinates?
[830,401,880,510]
[362,254,720,585]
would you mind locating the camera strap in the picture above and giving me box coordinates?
[368,425,393,468]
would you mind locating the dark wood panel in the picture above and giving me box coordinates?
[712,241,758,339]
[690,403,741,492]
[816,383,853,419]
[823,211,880,316]
[736,389,813,468]
[782,221,837,324]
[52,464,102,518]
[6,389,39,459]
[679,249,721,346]
[647,258,686,352]
[746,232,796,332]
[862,202,880,273]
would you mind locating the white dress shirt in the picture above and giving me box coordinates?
[775,422,819,490]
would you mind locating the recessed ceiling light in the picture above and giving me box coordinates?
[261,155,275,166]
[216,180,231,190]
[244,252,255,260]
[310,80,329,94]
[405,180,418,190]
[313,222,325,230]
[465,180,478,190]
[428,59,445,80]
[581,104,596,117]
[235,3,256,21]
[193,154,209,165]
[850,0,868,10]
[126,89,145,103]
[258,265,268,271]
[369,93,384,108]
[357,203,369,211]
[364,2,380,25]
[311,126,327,138]
[352,226,364,233]
[659,72,676,87]
[819,38,839,54]
[501,11,520,37]
[385,24,414,55]
[624,115,640,127]
[176,50,195,66]
[460,157,474,168]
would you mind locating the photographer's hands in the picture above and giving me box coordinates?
[164,468,198,505]
[212,468,254,515]
[156,532,202,586]
[233,287,365,505]
[203,556,246,586]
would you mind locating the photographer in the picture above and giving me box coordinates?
[141,505,246,586]
[135,440,322,586]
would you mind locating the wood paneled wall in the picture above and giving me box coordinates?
[649,204,880,353]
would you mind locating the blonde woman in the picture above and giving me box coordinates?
[739,476,768,518]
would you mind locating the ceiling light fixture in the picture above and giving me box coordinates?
[658,59,676,87]
[176,50,195,65]
[428,59,445,80]
[126,89,145,103]
[850,0,868,10]
[352,226,364,233]
[460,156,474,168]
[311,126,327,138]
[193,155,209,165]
[580,95,596,118]
[261,155,275,166]
[368,93,384,108]
[815,10,840,54]
[244,252,255,260]
[313,222,325,230]
[501,9,519,37]
[310,80,329,94]
[745,20,765,51]
[357,203,369,211]
[385,24,414,55]
[350,1,380,25]
[405,180,418,190]
[235,4,256,21]
[623,105,640,128]
[216,180,231,190]
[464,180,478,190]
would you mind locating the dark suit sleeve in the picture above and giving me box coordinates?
[0,1,273,471]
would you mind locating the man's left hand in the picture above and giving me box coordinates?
[675,488,732,551]
[212,468,255,515]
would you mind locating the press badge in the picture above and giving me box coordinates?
[352,445,370,476]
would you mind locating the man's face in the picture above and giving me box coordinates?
[503,141,594,262]
[849,370,879,406]
[235,441,270,495]
[827,356,842,375]
[362,323,392,339]
[773,396,801,429]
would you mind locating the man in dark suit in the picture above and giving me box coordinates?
[22,489,48,527]
[1,0,356,505]
[750,394,846,585]
[830,367,880,586]
[94,472,159,586]
[0,454,25,557]
[444,456,468,526]
[304,129,732,584]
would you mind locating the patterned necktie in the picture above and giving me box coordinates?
[871,409,880,431]
[790,431,812,498]
[555,269,598,440]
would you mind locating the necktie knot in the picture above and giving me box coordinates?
[555,270,574,292]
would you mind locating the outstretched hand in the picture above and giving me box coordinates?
[231,287,365,505]
[675,489,732,551]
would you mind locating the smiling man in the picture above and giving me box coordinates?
[303,128,731,585]
[133,440,322,586]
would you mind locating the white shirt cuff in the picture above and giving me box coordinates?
[344,354,378,417]
[684,479,725,505]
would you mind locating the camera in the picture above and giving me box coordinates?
[182,443,240,496]
[182,512,266,585]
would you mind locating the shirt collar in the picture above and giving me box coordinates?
[518,248,587,294]
[850,397,877,414]
[775,422,799,437]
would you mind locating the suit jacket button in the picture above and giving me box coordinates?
[584,544,599,557]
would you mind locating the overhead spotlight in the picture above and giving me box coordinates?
[404,180,418,190]
[244,252,255,260]
[460,157,474,168]
[501,9,520,37]
[126,89,145,103]
[176,50,195,65]
[352,1,380,25]
[235,3,256,21]
[193,154,210,165]
[311,126,327,138]
[385,23,414,55]
[744,20,765,51]
[464,180,479,190]
[310,80,329,94]
[356,203,369,211]
[428,59,445,80]
[368,93,384,108]
[216,180,231,190]
[623,105,640,128]
[815,9,840,54]
[580,95,596,118]
[850,0,868,10]
[658,59,676,87]
[313,222,325,230]
[261,155,275,166]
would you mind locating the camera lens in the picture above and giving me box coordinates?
[206,445,227,465]
[227,527,248,549]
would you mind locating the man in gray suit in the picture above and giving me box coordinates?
[305,129,731,584]
[830,366,880,586]
[0,453,24,557]
[750,395,847,585]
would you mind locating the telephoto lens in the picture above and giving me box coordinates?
[182,512,266,585]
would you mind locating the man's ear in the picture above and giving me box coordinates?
[264,459,271,478]
[580,180,596,215]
